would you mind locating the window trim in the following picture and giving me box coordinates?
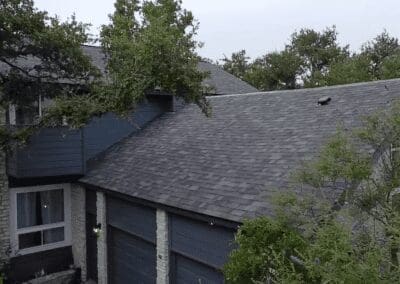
[9,184,72,256]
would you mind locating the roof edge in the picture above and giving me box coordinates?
[207,78,400,99]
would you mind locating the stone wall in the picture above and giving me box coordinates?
[0,150,10,267]
[70,184,87,281]
[0,107,10,269]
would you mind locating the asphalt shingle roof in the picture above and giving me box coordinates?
[1,45,258,94]
[198,61,259,94]
[80,79,400,222]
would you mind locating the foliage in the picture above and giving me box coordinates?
[222,28,400,91]
[361,31,400,78]
[100,0,210,116]
[325,54,373,86]
[222,50,251,80]
[0,0,101,149]
[245,50,303,91]
[0,0,210,149]
[224,103,400,283]
[289,26,349,87]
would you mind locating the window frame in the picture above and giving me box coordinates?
[9,184,72,256]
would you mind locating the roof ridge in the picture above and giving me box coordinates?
[207,78,400,99]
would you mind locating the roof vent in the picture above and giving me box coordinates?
[318,96,331,106]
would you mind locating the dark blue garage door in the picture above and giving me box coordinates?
[170,214,236,284]
[109,227,156,284]
[107,197,157,284]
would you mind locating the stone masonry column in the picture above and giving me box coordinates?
[0,107,10,267]
[97,191,108,284]
[71,184,87,281]
[156,209,169,284]
[0,150,10,267]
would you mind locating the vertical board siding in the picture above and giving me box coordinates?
[170,214,235,269]
[107,197,156,243]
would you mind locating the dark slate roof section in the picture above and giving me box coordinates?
[81,79,400,223]
[82,45,107,74]
[1,45,256,95]
[198,61,259,94]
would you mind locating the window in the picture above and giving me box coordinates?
[9,95,54,126]
[10,184,71,255]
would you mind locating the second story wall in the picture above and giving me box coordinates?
[7,95,173,179]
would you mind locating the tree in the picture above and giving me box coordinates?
[221,50,251,80]
[0,0,99,148]
[100,0,210,116]
[224,103,400,283]
[245,50,303,91]
[362,31,400,78]
[288,26,349,87]
[325,54,373,86]
[379,51,400,80]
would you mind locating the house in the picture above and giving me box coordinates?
[0,46,257,283]
[0,45,399,283]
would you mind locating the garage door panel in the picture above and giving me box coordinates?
[110,228,156,284]
[170,214,235,268]
[108,197,156,242]
[174,254,224,284]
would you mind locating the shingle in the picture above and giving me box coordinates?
[81,79,400,223]
[1,46,258,95]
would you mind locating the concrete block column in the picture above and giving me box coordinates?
[156,209,169,284]
[97,192,108,284]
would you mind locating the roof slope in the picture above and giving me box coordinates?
[82,48,259,94]
[1,46,257,95]
[198,61,259,94]
[80,79,400,223]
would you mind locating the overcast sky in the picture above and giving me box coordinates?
[35,0,400,61]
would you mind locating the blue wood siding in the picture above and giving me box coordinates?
[8,128,83,178]
[7,96,171,179]
[107,197,156,243]
[170,214,235,268]
[84,97,168,160]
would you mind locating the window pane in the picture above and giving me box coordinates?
[19,231,42,249]
[43,227,64,244]
[17,189,64,229]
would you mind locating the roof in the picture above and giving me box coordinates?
[82,47,258,94]
[197,61,259,94]
[80,79,400,223]
[0,45,257,94]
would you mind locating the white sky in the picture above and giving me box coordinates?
[35,0,400,61]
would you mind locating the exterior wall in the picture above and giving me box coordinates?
[71,183,87,281]
[96,192,107,284]
[156,209,169,284]
[0,106,10,269]
[0,148,10,268]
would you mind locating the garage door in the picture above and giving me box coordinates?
[107,197,157,284]
[170,214,236,284]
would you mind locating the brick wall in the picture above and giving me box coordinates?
[71,183,87,281]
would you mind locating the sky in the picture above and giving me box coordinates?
[35,0,400,61]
